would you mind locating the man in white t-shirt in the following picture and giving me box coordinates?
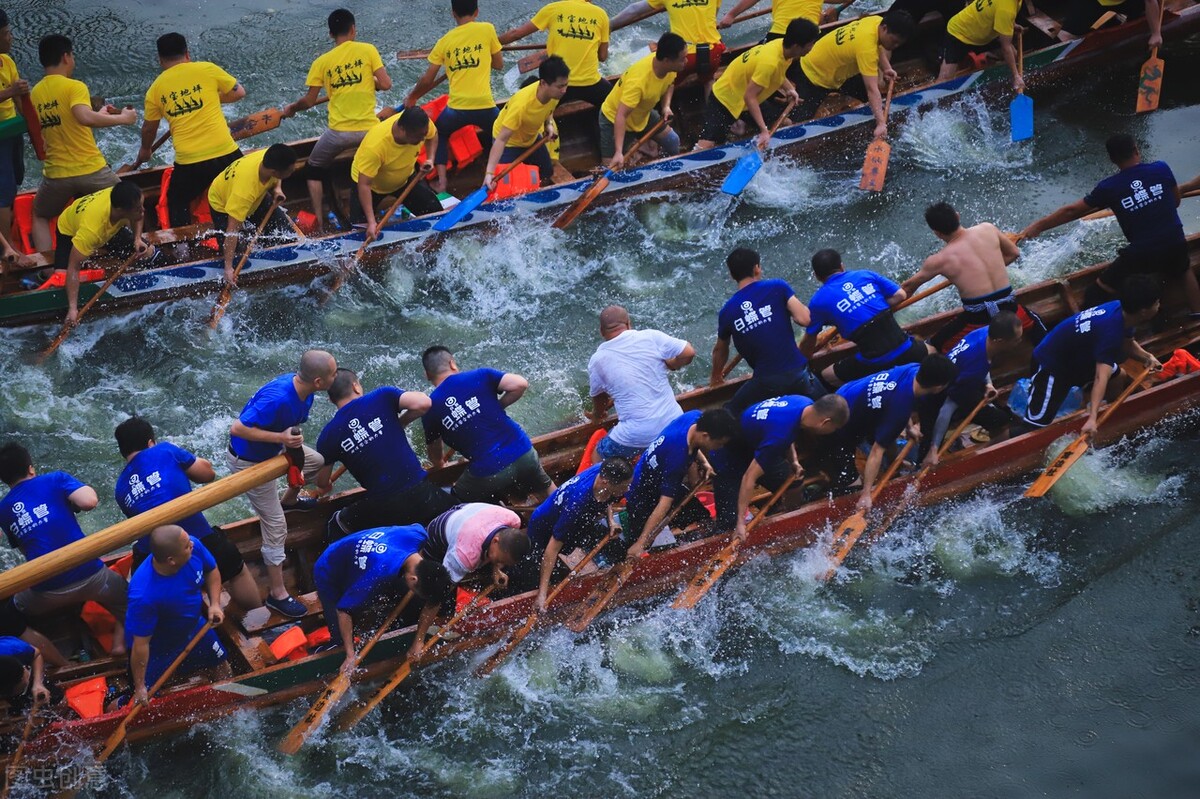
[587,305,696,462]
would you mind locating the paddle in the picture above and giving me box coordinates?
[228,97,328,143]
[329,584,497,732]
[1136,1,1167,113]
[397,42,546,60]
[1010,30,1033,142]
[433,133,552,232]
[671,473,798,610]
[1024,364,1152,498]
[1,695,43,799]
[859,79,895,192]
[721,98,798,196]
[58,620,215,797]
[811,279,952,353]
[565,479,709,632]
[1083,187,1200,221]
[277,591,414,754]
[119,129,171,175]
[17,94,44,160]
[823,437,916,580]
[206,197,281,328]
[552,117,667,229]
[477,524,623,677]
[38,250,143,362]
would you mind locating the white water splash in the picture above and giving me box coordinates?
[899,94,1035,175]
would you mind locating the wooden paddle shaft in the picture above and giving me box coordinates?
[355,169,424,259]
[810,280,950,354]
[1,696,43,798]
[0,454,292,600]
[208,197,281,327]
[492,132,553,185]
[39,250,142,361]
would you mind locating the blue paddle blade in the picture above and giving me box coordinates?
[1010,93,1034,142]
[432,186,488,232]
[721,149,764,196]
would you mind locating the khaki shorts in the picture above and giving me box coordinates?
[307,128,368,168]
[14,565,127,620]
[453,447,553,503]
[34,166,119,218]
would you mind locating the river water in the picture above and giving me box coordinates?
[1,1,1199,797]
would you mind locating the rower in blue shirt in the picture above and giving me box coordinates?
[527,458,633,610]
[114,417,263,614]
[801,249,933,388]
[125,525,229,706]
[317,369,455,540]
[313,525,452,671]
[917,312,1024,465]
[712,247,823,414]
[731,394,849,542]
[0,443,128,657]
[1022,276,1161,434]
[835,355,957,512]
[421,346,556,505]
[227,349,337,619]
[625,409,740,558]
[1019,134,1197,314]
[0,636,51,706]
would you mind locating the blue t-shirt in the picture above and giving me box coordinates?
[629,410,699,504]
[837,363,920,446]
[229,373,313,463]
[528,464,608,549]
[1033,301,1131,375]
[125,536,215,652]
[312,525,425,612]
[740,396,813,467]
[0,636,34,666]
[1083,161,1183,254]
[0,472,103,590]
[717,279,807,375]
[316,387,427,494]
[422,369,533,477]
[945,326,991,404]
[806,270,900,338]
[115,443,214,554]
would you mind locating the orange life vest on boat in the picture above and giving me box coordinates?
[37,268,107,290]
[64,676,108,719]
[12,192,56,255]
[489,165,540,201]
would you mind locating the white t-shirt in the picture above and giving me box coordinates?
[587,328,689,448]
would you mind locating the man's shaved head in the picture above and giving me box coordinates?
[149,524,190,563]
[599,305,630,336]
[299,349,337,383]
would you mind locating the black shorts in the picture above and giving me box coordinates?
[166,149,241,228]
[888,0,968,24]
[0,597,27,637]
[791,67,870,122]
[1062,0,1145,35]
[1023,361,1113,427]
[833,335,929,384]
[939,34,992,66]
[562,80,613,108]
[330,479,457,540]
[1099,240,1190,290]
[350,180,443,223]
[699,96,739,144]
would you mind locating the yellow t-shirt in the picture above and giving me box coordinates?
[350,114,436,194]
[647,0,721,52]
[601,52,676,130]
[532,1,611,86]
[144,61,239,165]
[429,21,502,111]
[0,55,19,121]
[31,74,107,179]
[946,0,1019,45]
[57,188,127,257]
[712,39,794,118]
[493,82,559,148]
[208,149,274,222]
[771,0,824,32]
[800,15,882,90]
[306,40,385,132]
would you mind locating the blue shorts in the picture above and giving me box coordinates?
[595,434,643,461]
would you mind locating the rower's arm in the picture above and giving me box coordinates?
[998,34,1021,89]
[315,464,334,493]
[138,119,159,152]
[630,493,676,558]
[1127,339,1160,369]
[538,536,565,607]
[184,458,216,484]
[337,609,357,665]
[719,0,761,27]
[744,80,771,143]
[284,86,323,118]
[799,332,818,359]
[396,390,433,427]
[499,20,539,46]
[373,66,392,92]
[1179,174,1200,196]
[1083,362,1114,434]
[204,566,224,624]
[611,1,653,30]
[426,438,446,469]
[590,392,613,423]
[1020,199,1094,239]
[67,485,98,513]
[1145,0,1163,46]
[786,295,811,328]
[711,338,731,386]
[928,397,959,460]
[863,75,887,137]
[885,287,908,308]
[998,226,1021,264]
[29,649,47,702]
[64,246,88,323]
[219,83,246,104]
[413,602,440,651]
[735,459,766,540]
[130,635,151,700]
[858,442,887,511]
[404,64,441,108]
[665,343,696,371]
[356,174,377,228]
[497,373,529,408]
[72,103,136,129]
[484,126,516,188]
[661,84,676,118]
[612,103,631,163]
[900,258,938,297]
[221,215,244,276]
[598,43,609,63]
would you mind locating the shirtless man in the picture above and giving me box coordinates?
[901,202,1045,353]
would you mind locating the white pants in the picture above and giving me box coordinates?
[227,446,323,566]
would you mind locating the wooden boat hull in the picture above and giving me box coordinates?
[2,5,1197,328]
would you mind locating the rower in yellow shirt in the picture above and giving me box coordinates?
[938,0,1024,90]
[484,56,570,190]
[206,144,298,285]
[282,9,391,233]
[351,108,441,237]
[30,34,136,251]
[54,181,153,325]
[696,19,820,149]
[501,0,612,107]
[795,11,916,140]
[406,0,503,195]
[718,0,832,37]
[0,10,32,247]
[599,33,688,169]
[611,0,725,84]
[139,33,246,228]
